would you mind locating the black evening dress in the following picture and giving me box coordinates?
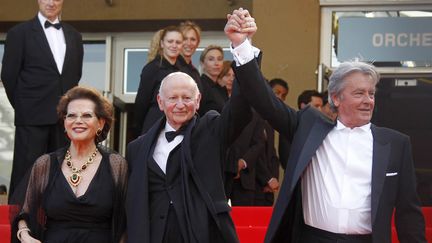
[43,153,114,243]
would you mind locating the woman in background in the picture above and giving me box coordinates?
[217,60,235,97]
[133,26,184,137]
[178,21,202,84]
[12,86,127,243]
[178,21,205,107]
[147,29,164,64]
[198,45,225,115]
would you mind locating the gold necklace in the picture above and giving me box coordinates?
[65,148,98,187]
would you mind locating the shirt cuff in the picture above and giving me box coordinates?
[230,39,261,66]
[239,158,247,169]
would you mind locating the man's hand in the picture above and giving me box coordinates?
[233,158,247,179]
[265,178,279,192]
[224,8,257,48]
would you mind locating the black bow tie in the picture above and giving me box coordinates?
[44,21,62,30]
[165,127,188,142]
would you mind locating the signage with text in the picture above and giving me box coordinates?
[338,17,432,62]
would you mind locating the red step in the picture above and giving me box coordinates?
[1,205,431,243]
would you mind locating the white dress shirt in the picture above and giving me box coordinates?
[38,12,66,73]
[153,123,184,174]
[302,120,373,234]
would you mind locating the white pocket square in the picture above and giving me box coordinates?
[386,172,398,177]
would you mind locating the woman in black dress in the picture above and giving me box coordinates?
[198,45,226,115]
[13,86,127,243]
[133,26,184,137]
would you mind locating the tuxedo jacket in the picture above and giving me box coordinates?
[226,111,265,195]
[255,121,280,189]
[234,59,426,243]
[126,85,250,243]
[1,16,83,126]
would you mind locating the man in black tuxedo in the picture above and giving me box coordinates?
[254,119,280,206]
[225,111,265,205]
[268,78,291,170]
[225,8,426,243]
[126,71,250,243]
[1,0,83,197]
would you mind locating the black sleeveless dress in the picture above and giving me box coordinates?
[43,153,114,243]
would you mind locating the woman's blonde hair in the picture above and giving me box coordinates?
[147,26,183,63]
[179,20,201,45]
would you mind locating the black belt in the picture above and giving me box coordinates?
[302,224,372,243]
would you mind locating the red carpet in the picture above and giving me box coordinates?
[231,206,432,243]
[1,205,431,243]
[0,206,11,243]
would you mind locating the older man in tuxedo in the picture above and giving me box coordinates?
[1,0,83,197]
[126,71,251,243]
[225,8,426,243]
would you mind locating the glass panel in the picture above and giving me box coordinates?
[81,41,106,92]
[124,48,148,94]
[0,42,14,188]
[123,47,232,94]
[372,77,432,206]
[331,10,432,68]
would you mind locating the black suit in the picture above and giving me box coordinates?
[278,133,291,170]
[1,16,83,197]
[254,121,280,206]
[234,59,426,243]
[126,85,250,243]
[226,111,265,205]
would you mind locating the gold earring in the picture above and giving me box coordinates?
[96,128,102,136]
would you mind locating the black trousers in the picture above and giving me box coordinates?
[229,179,255,206]
[300,224,372,243]
[163,205,185,243]
[9,124,67,199]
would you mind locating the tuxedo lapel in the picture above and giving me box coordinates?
[148,156,165,177]
[135,119,165,171]
[370,125,391,226]
[30,17,59,74]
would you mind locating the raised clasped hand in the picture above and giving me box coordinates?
[224,7,257,48]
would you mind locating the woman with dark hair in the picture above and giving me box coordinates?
[217,60,235,97]
[133,26,184,137]
[12,86,127,243]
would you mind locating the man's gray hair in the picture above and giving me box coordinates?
[327,61,380,112]
[158,72,200,99]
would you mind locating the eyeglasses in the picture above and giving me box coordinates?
[64,112,96,122]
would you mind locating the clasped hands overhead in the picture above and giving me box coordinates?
[224,8,257,48]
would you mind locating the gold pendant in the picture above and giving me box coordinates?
[69,172,82,187]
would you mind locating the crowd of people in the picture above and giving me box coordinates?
[0,1,426,243]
